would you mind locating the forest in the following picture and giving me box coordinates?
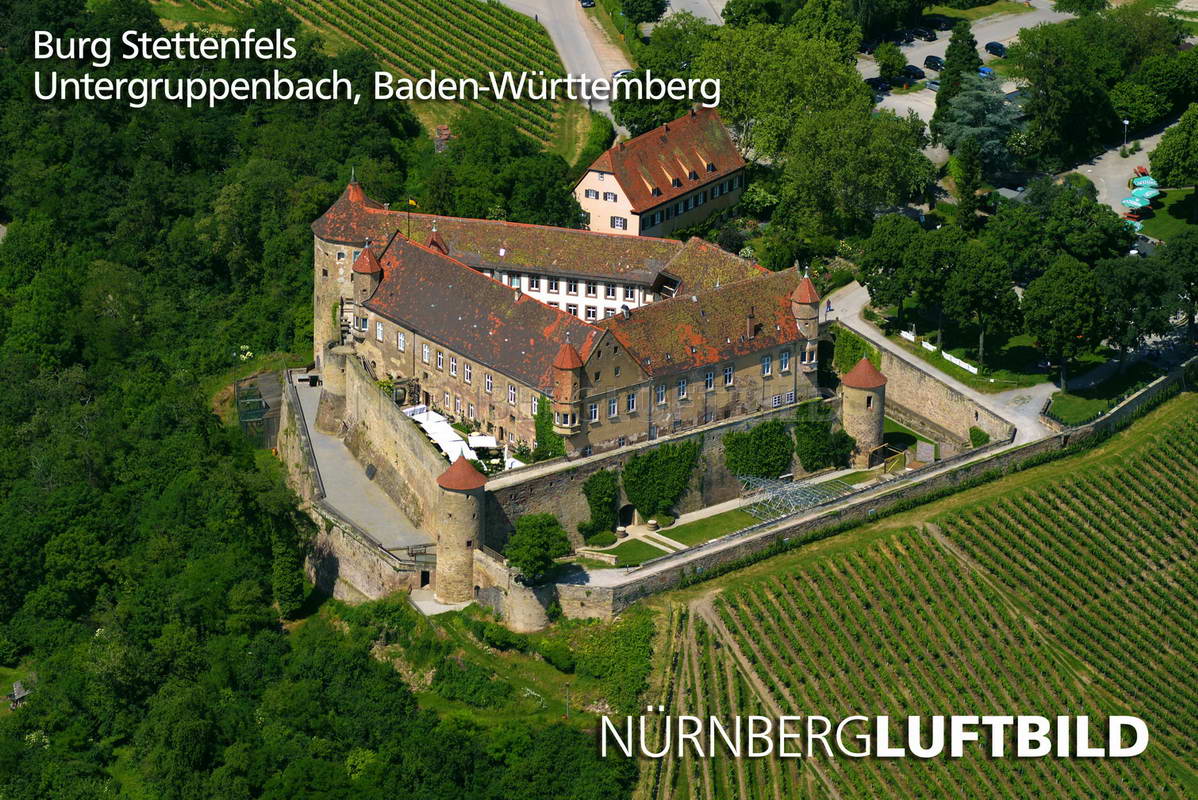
[0,1,624,797]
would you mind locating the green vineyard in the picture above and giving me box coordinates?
[168,0,567,141]
[648,394,1198,798]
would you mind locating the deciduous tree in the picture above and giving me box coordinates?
[505,514,572,583]
[1149,103,1198,222]
[1022,254,1104,389]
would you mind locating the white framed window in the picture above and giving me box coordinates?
[529,275,541,290]
[585,306,597,321]
[604,308,615,318]
[485,373,493,393]
[723,365,734,386]
[436,351,444,370]
[449,357,457,377]
[772,394,783,408]
[508,384,517,405]
[611,216,628,230]
[508,432,516,443]
[780,350,791,372]
[421,343,430,364]
[624,285,635,300]
[567,303,579,317]
[605,283,617,299]
[375,321,384,341]
[396,331,406,351]
[585,188,599,199]
[588,402,598,422]
[678,378,688,398]
[784,391,796,404]
[705,371,714,390]
[531,395,539,416]
[609,397,618,417]
[626,393,637,413]
[455,396,462,414]
[464,363,472,383]
[656,385,666,404]
[548,277,559,293]
[566,279,578,295]
[548,301,559,308]
[603,191,618,202]
[443,391,450,408]
[585,281,597,297]
[761,355,772,376]
[468,403,476,418]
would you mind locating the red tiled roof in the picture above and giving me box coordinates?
[363,233,602,392]
[352,247,382,274]
[586,107,745,214]
[792,276,820,304]
[312,182,760,289]
[841,358,887,390]
[598,270,807,377]
[437,456,487,491]
[553,342,584,369]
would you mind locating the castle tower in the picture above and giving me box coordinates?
[551,342,583,435]
[840,357,886,467]
[791,274,821,368]
[434,456,487,604]
[351,247,382,305]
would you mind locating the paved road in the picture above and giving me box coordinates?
[1070,128,1168,215]
[668,0,727,24]
[293,372,431,550]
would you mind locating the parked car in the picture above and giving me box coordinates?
[580,0,595,6]
[911,27,937,41]
[927,80,941,92]
[923,55,945,71]
[864,76,891,92]
[984,41,1007,57]
[925,14,955,31]
[860,39,879,55]
[611,69,634,81]
[901,65,926,81]
[888,30,914,45]
[978,66,996,79]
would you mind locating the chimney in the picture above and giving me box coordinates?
[746,305,756,339]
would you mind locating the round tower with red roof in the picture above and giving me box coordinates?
[790,273,821,368]
[551,342,584,435]
[433,456,487,604]
[840,357,887,467]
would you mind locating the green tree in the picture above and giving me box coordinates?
[579,469,620,538]
[790,0,863,62]
[938,74,1020,176]
[901,225,968,345]
[1109,80,1170,132]
[1022,254,1104,389]
[1160,229,1198,341]
[612,12,717,135]
[954,136,984,233]
[1149,103,1198,222]
[793,414,855,471]
[505,514,572,583]
[1095,256,1179,367]
[621,440,701,518]
[621,0,668,24]
[943,240,1020,367]
[533,395,565,461]
[932,21,982,141]
[874,42,906,82]
[859,213,923,325]
[1053,0,1107,13]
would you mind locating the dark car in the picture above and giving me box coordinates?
[925,14,955,31]
[888,30,915,45]
[580,0,595,6]
[923,55,945,71]
[984,41,1007,57]
[927,80,941,92]
[864,77,891,92]
[911,27,937,41]
[900,65,926,81]
[860,38,879,54]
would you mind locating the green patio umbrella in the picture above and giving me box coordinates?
[1121,196,1149,209]
[1132,176,1158,188]
[1124,219,1143,232]
[1132,186,1161,200]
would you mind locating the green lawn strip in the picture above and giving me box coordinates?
[924,0,1033,22]
[0,662,31,719]
[839,468,881,485]
[884,417,939,459]
[664,509,759,547]
[150,1,240,28]
[610,537,672,566]
[642,533,682,551]
[891,80,926,95]
[1048,360,1162,425]
[1141,187,1197,241]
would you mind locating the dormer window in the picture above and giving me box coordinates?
[651,187,662,196]
[688,170,698,180]
[671,177,682,188]
[706,162,716,172]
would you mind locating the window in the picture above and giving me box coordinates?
[696,191,706,206]
[468,403,476,419]
[614,366,621,377]
[421,344,430,364]
[674,202,682,215]
[529,275,541,290]
[585,188,599,199]
[772,394,783,408]
[449,357,457,377]
[566,279,578,295]
[567,303,579,317]
[780,350,791,372]
[548,301,559,308]
[337,251,345,261]
[443,392,450,408]
[704,411,715,423]
[624,285,635,301]
[761,355,772,376]
[724,365,734,386]
[611,216,628,230]
[678,378,688,398]
[683,197,692,212]
[603,191,617,202]
[689,170,698,180]
[617,436,627,447]
[375,321,384,341]
[671,177,682,188]
[705,371,714,390]
[649,425,658,440]
[588,402,598,422]
[508,384,517,405]
[548,277,559,293]
[604,309,615,318]
[464,363,472,383]
[355,317,367,331]
[455,396,462,414]
[582,446,593,457]
[605,283,616,299]
[585,306,597,321]
[626,393,637,413]
[784,391,795,404]
[656,385,666,404]
[321,268,328,278]
[508,432,515,443]
[585,282,597,297]
[866,395,873,410]
[608,397,618,417]
[485,373,493,393]
[436,351,444,370]
[531,395,538,416]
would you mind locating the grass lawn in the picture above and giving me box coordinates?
[205,351,308,425]
[840,468,881,485]
[665,509,759,547]
[884,417,939,458]
[1141,187,1197,241]
[547,102,593,166]
[924,0,1033,21]
[892,80,926,95]
[0,662,30,719]
[1048,361,1162,426]
[609,538,671,567]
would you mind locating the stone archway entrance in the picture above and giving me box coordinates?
[618,504,637,527]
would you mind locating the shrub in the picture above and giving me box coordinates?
[579,469,619,537]
[536,638,576,673]
[831,327,880,375]
[572,608,655,712]
[969,426,991,447]
[585,530,617,547]
[723,418,794,478]
[532,395,565,461]
[622,439,701,518]
[505,514,572,584]
[654,514,675,528]
[464,616,530,652]
[431,659,513,707]
[794,408,855,472]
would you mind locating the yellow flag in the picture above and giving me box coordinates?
[408,198,418,207]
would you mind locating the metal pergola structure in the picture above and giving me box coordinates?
[739,475,858,521]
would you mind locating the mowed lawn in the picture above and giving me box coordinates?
[1142,187,1196,241]
[609,538,670,567]
[665,509,758,547]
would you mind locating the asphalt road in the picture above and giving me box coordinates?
[667,0,727,24]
